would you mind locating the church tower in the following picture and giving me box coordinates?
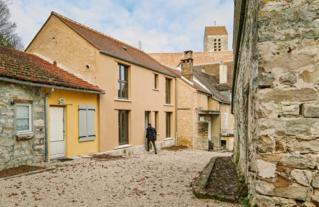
[203,26,228,52]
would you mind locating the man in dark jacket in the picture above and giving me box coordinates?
[146,123,157,154]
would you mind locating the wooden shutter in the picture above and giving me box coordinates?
[87,105,95,141]
[79,105,87,142]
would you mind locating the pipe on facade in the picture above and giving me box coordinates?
[175,77,178,146]
[44,88,54,162]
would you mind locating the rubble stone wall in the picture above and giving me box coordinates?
[233,0,319,206]
[0,82,45,170]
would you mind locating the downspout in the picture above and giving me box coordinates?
[44,88,54,162]
[175,77,178,146]
[219,102,223,148]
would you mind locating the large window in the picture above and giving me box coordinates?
[118,64,128,99]
[154,74,158,89]
[16,104,32,133]
[165,78,171,104]
[166,112,171,138]
[119,110,129,145]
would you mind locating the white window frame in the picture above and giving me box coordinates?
[16,103,32,134]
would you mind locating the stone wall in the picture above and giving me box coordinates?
[0,82,45,170]
[233,0,319,206]
[194,121,209,151]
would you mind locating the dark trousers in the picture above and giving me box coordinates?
[147,139,157,152]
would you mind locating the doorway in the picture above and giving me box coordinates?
[50,106,65,159]
[145,111,150,150]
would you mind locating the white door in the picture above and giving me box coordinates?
[50,107,65,159]
[208,121,211,141]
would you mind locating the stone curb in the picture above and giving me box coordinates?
[0,167,55,182]
[192,156,238,203]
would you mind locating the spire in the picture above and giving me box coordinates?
[138,40,142,50]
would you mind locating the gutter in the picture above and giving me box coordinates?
[99,50,176,78]
[0,77,105,94]
[231,0,247,114]
[44,88,54,162]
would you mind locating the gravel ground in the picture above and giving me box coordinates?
[0,149,238,207]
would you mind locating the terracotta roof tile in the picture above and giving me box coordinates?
[0,46,104,92]
[205,26,228,35]
[50,12,175,77]
[148,51,233,67]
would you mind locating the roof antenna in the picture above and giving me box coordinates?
[138,40,142,50]
[214,21,216,26]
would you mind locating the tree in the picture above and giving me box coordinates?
[0,0,24,50]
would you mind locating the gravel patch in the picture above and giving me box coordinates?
[0,149,238,207]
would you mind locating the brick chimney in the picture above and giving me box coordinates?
[181,50,194,82]
[219,61,228,83]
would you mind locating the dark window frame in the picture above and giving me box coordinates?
[154,74,158,89]
[165,78,171,104]
[118,110,129,145]
[118,64,129,99]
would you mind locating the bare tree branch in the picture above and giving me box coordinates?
[0,0,24,50]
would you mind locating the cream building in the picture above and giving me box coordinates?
[26,12,176,155]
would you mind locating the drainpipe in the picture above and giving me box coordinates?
[175,77,178,146]
[44,88,54,162]
[219,102,223,148]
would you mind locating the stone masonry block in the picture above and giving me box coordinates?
[258,73,275,88]
[259,88,317,104]
[302,104,319,118]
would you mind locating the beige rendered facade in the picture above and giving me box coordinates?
[26,12,176,154]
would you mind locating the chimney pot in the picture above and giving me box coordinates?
[53,60,57,67]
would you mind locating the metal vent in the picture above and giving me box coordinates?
[122,46,127,50]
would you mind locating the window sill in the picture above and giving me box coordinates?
[115,144,132,150]
[157,133,160,135]
[164,104,174,107]
[164,137,174,141]
[153,88,159,91]
[16,132,34,141]
[114,99,132,103]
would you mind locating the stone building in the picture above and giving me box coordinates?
[161,50,233,150]
[204,26,228,52]
[232,0,319,206]
[0,46,104,169]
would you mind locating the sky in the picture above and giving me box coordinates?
[8,0,234,53]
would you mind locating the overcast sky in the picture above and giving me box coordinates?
[8,0,234,53]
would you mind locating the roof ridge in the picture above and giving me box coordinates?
[51,11,145,53]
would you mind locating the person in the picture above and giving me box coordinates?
[146,123,157,154]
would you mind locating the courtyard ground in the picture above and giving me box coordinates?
[0,148,238,207]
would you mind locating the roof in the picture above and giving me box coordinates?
[0,46,104,93]
[148,51,233,67]
[193,69,229,103]
[28,12,176,77]
[193,61,234,86]
[205,26,228,36]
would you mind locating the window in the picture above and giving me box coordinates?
[165,78,171,104]
[154,74,158,89]
[119,110,129,145]
[118,64,128,99]
[214,39,216,42]
[16,104,32,133]
[79,105,96,142]
[166,112,171,138]
[225,113,229,131]
[202,68,205,72]
[155,111,159,131]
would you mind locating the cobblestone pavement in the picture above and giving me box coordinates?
[0,149,238,207]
